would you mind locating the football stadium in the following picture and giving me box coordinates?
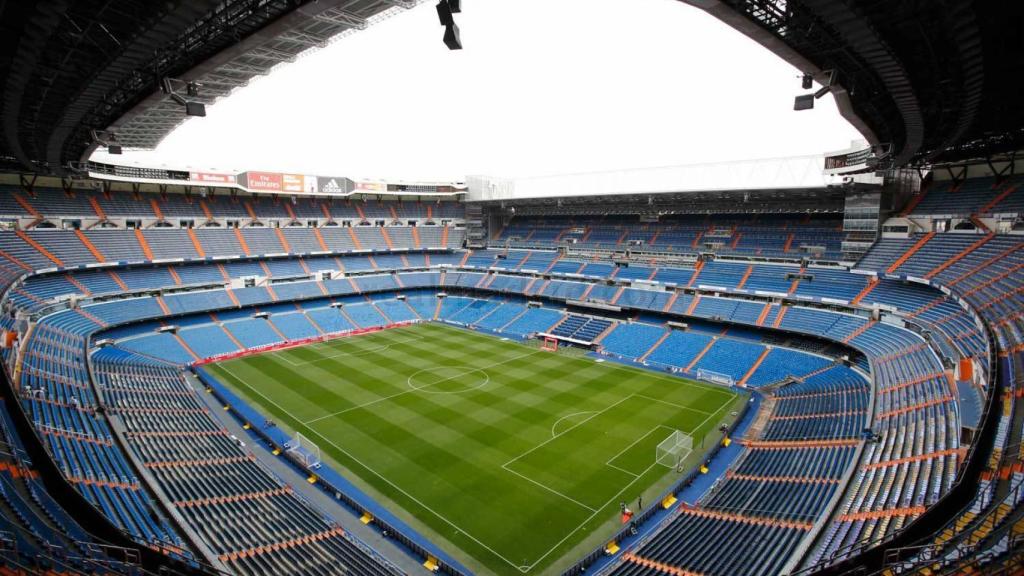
[0,1,1022,576]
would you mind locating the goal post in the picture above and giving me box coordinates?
[286,432,322,469]
[540,336,559,352]
[656,429,693,470]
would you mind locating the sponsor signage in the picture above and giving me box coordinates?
[282,173,312,193]
[245,171,284,192]
[316,176,352,195]
[824,147,873,171]
[189,171,236,184]
[355,181,386,192]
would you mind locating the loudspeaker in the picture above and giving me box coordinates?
[107,144,122,155]
[449,0,461,13]
[801,74,813,90]
[443,23,462,50]
[436,1,454,26]
[793,94,814,111]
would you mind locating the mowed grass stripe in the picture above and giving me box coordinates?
[208,322,740,576]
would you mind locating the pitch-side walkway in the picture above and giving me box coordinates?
[185,372,428,575]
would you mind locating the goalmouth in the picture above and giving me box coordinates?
[286,432,322,469]
[656,429,693,471]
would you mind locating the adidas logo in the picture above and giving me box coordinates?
[322,179,343,193]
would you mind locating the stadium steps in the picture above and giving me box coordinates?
[410,227,421,249]
[380,228,394,250]
[742,438,860,449]
[64,274,90,295]
[11,192,43,228]
[498,306,529,331]
[274,228,291,252]
[864,448,967,471]
[851,277,879,305]
[977,184,1019,214]
[198,199,214,223]
[354,202,367,221]
[367,255,380,270]
[680,505,813,531]
[544,253,562,273]
[686,260,704,288]
[441,226,449,246]
[172,333,200,361]
[876,395,954,420]
[283,201,298,223]
[837,506,927,522]
[842,320,876,344]
[244,200,259,222]
[639,329,672,363]
[662,291,679,312]
[610,286,626,305]
[149,198,166,223]
[725,472,841,485]
[133,228,154,259]
[107,270,129,291]
[772,306,788,328]
[886,232,935,273]
[684,337,717,372]
[74,230,105,262]
[219,324,246,349]
[756,303,772,326]
[788,267,804,295]
[736,265,753,289]
[225,288,240,307]
[187,229,206,258]
[311,228,329,251]
[621,552,706,576]
[155,297,171,316]
[14,230,62,266]
[924,233,994,279]
[783,232,795,253]
[878,372,947,395]
[738,347,771,386]
[685,294,701,315]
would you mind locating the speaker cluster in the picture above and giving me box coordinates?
[436,0,463,50]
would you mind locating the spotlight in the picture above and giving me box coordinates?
[443,23,462,50]
[793,94,815,111]
[436,1,454,26]
[801,74,813,90]
[185,101,207,117]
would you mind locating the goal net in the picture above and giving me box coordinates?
[656,430,693,469]
[541,336,558,352]
[286,432,322,469]
[696,368,735,387]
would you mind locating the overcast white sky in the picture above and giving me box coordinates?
[91,0,862,181]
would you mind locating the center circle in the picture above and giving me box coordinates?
[407,366,490,394]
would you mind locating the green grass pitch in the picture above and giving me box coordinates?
[205,322,743,575]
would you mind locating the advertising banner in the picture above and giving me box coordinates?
[282,173,307,193]
[244,171,284,192]
[355,181,386,192]
[189,171,236,184]
[315,176,353,195]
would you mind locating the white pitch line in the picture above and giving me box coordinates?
[604,425,677,472]
[550,411,598,438]
[214,362,532,573]
[304,350,542,425]
[500,464,597,512]
[633,393,714,415]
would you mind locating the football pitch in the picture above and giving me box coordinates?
[205,322,744,575]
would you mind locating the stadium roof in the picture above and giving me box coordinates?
[1,0,1020,176]
[684,0,1024,167]
[0,0,421,175]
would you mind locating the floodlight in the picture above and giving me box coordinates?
[436,1,454,26]
[444,23,462,50]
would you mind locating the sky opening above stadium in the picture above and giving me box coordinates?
[90,0,863,181]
